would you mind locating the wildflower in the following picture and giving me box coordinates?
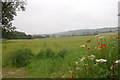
[98,43,101,44]
[75,61,78,65]
[99,36,106,39]
[88,55,95,60]
[99,46,103,48]
[95,47,97,49]
[103,44,108,46]
[71,75,74,78]
[80,57,85,62]
[80,45,87,47]
[95,35,99,37]
[86,67,91,69]
[87,48,91,50]
[62,75,65,78]
[110,60,120,69]
[99,49,102,51]
[95,59,107,63]
[115,60,120,64]
[109,36,112,38]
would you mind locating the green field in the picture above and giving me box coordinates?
[2,33,120,78]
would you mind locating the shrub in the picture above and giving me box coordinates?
[37,48,55,59]
[52,49,68,60]
[57,48,68,58]
[11,48,34,67]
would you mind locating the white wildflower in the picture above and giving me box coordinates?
[80,45,86,47]
[88,55,95,60]
[110,66,113,70]
[95,35,99,37]
[75,61,78,65]
[95,59,107,63]
[110,60,120,69]
[115,60,120,64]
[99,36,106,39]
[80,57,85,62]
[62,75,65,78]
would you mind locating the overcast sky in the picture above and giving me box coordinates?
[13,0,119,34]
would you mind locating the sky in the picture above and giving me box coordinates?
[12,0,119,34]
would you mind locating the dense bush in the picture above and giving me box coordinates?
[37,48,55,59]
[36,48,68,59]
[57,48,68,58]
[52,48,68,60]
[11,48,34,67]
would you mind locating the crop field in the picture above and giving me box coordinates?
[2,33,120,78]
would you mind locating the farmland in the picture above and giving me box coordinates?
[2,32,120,78]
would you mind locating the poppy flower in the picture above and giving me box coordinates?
[71,75,74,78]
[85,45,88,47]
[103,44,108,46]
[98,43,101,44]
[109,36,112,38]
[87,48,91,50]
[99,49,102,51]
[99,46,103,48]
[86,67,91,69]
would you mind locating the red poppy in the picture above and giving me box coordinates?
[109,36,112,38]
[99,46,103,48]
[85,45,88,47]
[99,49,102,51]
[103,44,108,46]
[86,67,91,69]
[87,48,91,50]
[71,75,74,78]
[98,43,101,44]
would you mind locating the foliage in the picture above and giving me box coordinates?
[54,48,68,59]
[7,31,32,39]
[36,48,55,59]
[1,1,26,38]
[11,48,34,67]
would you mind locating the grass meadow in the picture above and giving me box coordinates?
[2,32,120,78]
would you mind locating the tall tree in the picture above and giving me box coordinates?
[1,0,27,39]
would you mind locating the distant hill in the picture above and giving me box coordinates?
[51,27,119,37]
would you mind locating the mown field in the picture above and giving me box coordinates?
[2,33,120,78]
